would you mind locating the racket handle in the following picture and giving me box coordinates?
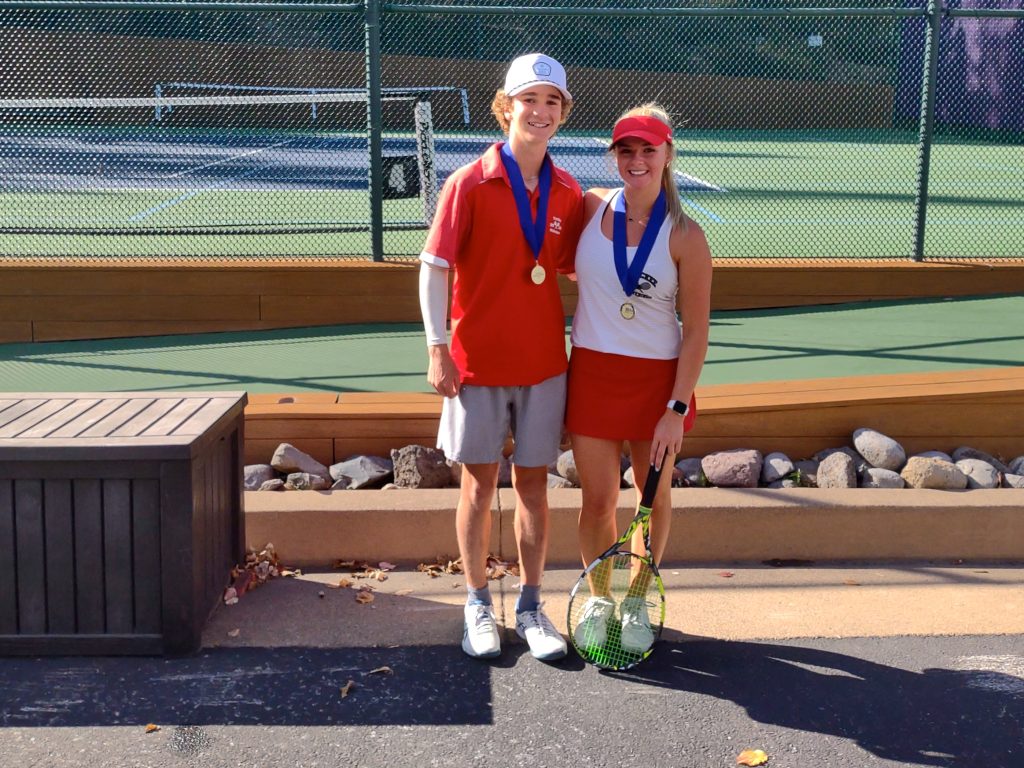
[639,462,664,509]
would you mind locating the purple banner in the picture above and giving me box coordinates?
[895,0,1024,131]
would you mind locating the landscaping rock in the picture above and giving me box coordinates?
[767,478,798,489]
[853,428,906,471]
[794,459,819,487]
[329,455,393,489]
[381,483,399,490]
[556,450,579,485]
[448,459,463,487]
[1003,473,1024,489]
[761,452,794,484]
[951,446,1010,475]
[1009,456,1024,476]
[901,456,968,489]
[259,478,285,491]
[548,473,573,489]
[272,443,330,478]
[330,476,352,490]
[285,472,331,491]
[860,467,905,489]
[817,452,857,488]
[702,449,762,488]
[675,457,705,487]
[498,455,513,488]
[955,458,1000,489]
[915,450,954,463]
[244,464,276,491]
[623,465,635,487]
[390,445,451,489]
[814,446,870,475]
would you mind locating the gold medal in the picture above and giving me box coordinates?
[620,302,635,320]
[530,264,546,285]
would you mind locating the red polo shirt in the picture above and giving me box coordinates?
[421,142,584,386]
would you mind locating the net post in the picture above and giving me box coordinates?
[911,0,942,262]
[414,98,438,225]
[364,0,384,262]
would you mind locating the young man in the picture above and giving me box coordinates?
[418,53,584,661]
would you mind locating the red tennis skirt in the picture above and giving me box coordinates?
[566,346,697,441]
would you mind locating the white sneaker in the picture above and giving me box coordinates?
[572,596,616,648]
[515,604,568,661]
[619,596,656,654]
[462,603,501,659]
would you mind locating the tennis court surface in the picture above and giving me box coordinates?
[0,295,1020,394]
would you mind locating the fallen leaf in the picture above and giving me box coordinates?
[227,628,240,638]
[378,561,397,571]
[717,571,735,578]
[843,579,862,586]
[355,591,374,604]
[340,680,356,698]
[337,578,354,589]
[368,666,393,675]
[736,748,768,766]
[222,587,238,606]
[145,724,160,734]
[394,589,413,596]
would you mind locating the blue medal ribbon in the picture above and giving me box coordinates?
[613,188,667,299]
[499,142,553,263]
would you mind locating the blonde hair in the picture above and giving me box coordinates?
[612,103,687,233]
[491,88,573,134]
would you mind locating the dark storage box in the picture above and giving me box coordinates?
[0,392,247,655]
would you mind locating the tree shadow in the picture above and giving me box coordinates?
[612,634,1024,765]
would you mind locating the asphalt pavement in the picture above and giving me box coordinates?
[2,565,1022,767]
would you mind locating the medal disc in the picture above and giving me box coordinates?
[531,264,546,285]
[620,302,636,320]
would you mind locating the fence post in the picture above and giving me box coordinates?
[365,0,384,262]
[912,0,942,262]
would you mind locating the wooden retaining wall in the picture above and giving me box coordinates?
[243,367,1024,467]
[3,259,1023,344]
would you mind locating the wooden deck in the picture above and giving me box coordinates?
[243,368,1024,466]
[2,258,1023,343]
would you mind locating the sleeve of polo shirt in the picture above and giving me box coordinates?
[556,185,585,274]
[419,173,471,269]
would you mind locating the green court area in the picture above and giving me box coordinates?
[1,130,1020,260]
[0,295,1020,394]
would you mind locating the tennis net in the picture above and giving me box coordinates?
[0,89,441,237]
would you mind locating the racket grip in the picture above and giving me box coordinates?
[639,462,663,508]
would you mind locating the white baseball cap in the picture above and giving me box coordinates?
[504,53,572,102]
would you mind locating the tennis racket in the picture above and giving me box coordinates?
[567,461,666,670]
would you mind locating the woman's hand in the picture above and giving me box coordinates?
[427,345,461,398]
[650,410,685,469]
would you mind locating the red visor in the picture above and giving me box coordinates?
[611,115,672,146]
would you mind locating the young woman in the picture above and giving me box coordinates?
[566,104,712,652]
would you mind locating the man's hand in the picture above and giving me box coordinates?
[428,344,461,398]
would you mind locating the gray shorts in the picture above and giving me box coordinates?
[438,372,567,467]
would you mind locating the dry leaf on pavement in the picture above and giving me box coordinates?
[340,680,356,698]
[145,724,160,734]
[355,590,374,604]
[368,666,394,675]
[227,628,240,638]
[395,589,413,596]
[736,749,769,766]
[843,579,862,586]
[717,571,735,578]
[378,562,397,571]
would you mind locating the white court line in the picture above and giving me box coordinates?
[162,138,295,179]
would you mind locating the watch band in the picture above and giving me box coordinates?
[667,398,689,417]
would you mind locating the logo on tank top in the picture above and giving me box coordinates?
[632,272,657,298]
[549,216,562,235]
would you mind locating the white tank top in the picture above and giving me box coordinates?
[571,189,682,359]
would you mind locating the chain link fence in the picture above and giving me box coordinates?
[0,0,1020,262]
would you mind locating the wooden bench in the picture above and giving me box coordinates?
[243,367,1024,466]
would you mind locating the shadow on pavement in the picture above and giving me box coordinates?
[615,633,1024,766]
[0,644,495,727]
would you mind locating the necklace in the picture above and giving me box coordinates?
[628,215,648,227]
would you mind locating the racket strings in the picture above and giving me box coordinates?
[568,552,664,670]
